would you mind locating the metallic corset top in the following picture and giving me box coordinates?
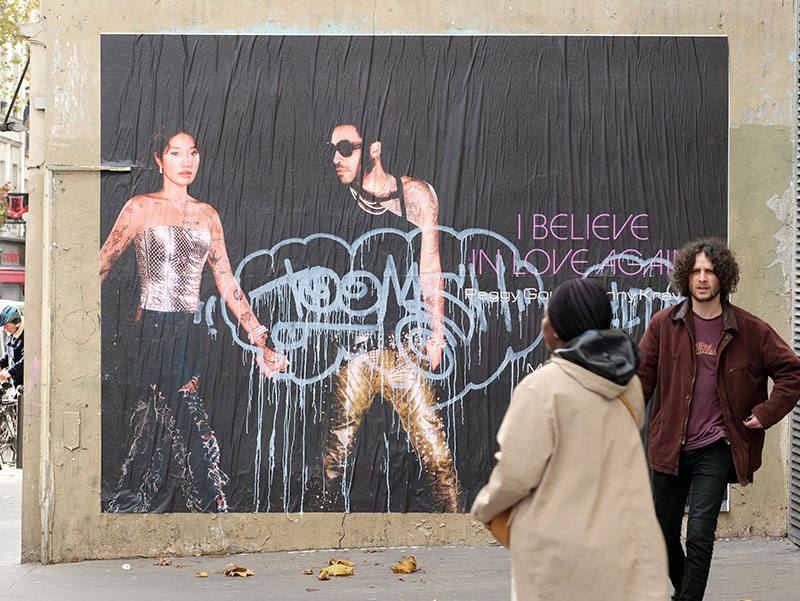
[134,226,211,313]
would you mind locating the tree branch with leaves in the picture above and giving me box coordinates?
[0,182,12,231]
[0,0,38,116]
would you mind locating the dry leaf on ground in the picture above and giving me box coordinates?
[154,558,172,566]
[363,548,386,553]
[301,568,314,575]
[317,563,354,580]
[196,572,208,578]
[328,558,355,567]
[224,564,255,577]
[391,556,418,574]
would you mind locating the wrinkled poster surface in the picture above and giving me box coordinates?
[100,35,728,513]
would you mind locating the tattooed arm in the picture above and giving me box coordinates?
[207,208,287,377]
[100,198,139,282]
[403,178,446,370]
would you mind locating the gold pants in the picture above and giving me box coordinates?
[324,349,462,512]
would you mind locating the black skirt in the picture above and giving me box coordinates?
[106,310,229,513]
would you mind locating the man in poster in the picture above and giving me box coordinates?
[318,119,461,512]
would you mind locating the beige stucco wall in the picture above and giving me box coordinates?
[20,1,797,562]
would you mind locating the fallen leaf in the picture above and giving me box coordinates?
[71,557,79,563]
[302,568,314,575]
[305,588,319,592]
[154,558,172,566]
[318,563,354,579]
[397,577,405,581]
[363,548,386,553]
[224,564,255,577]
[391,556,418,574]
[174,564,190,568]
[196,572,208,578]
[328,558,355,567]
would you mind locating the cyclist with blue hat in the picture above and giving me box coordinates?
[0,305,23,387]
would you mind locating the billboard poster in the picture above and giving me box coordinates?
[100,35,728,513]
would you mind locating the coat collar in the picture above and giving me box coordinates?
[668,298,738,332]
[550,356,628,400]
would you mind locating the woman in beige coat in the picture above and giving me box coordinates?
[472,278,669,601]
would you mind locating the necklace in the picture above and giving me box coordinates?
[167,196,191,227]
[350,175,393,216]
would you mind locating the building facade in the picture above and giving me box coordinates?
[0,35,28,300]
[0,221,25,300]
[19,1,800,563]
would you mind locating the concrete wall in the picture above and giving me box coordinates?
[21,1,797,562]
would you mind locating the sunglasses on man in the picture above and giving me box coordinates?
[326,140,363,158]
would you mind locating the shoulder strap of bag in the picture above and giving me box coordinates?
[617,394,638,424]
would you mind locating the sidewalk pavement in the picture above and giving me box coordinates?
[1,468,798,601]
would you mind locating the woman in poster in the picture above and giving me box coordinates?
[100,130,285,512]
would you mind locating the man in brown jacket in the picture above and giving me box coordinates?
[638,238,800,601]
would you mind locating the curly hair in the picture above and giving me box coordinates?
[670,238,739,297]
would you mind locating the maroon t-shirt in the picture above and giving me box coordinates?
[683,312,726,450]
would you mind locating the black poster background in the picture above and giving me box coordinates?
[100,35,728,513]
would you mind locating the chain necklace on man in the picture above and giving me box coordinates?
[350,174,393,216]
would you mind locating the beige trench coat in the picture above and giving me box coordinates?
[472,357,669,601]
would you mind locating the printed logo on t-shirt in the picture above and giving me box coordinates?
[695,341,717,356]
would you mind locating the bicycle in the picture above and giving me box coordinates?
[0,381,19,467]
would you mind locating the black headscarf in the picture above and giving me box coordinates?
[548,279,612,343]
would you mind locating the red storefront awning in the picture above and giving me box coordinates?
[0,269,25,284]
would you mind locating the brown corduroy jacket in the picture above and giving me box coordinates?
[638,299,800,485]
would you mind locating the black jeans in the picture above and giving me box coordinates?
[652,439,735,601]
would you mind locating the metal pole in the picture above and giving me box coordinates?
[2,56,29,127]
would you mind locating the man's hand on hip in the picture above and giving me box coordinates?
[744,414,764,429]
